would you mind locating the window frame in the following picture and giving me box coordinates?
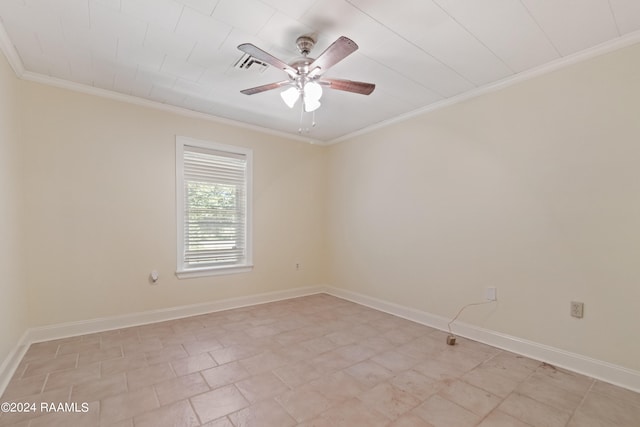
[175,136,253,278]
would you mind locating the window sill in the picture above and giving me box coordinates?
[176,264,253,279]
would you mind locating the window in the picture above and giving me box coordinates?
[176,136,253,278]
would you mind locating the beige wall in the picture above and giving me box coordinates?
[0,52,28,363]
[2,37,639,377]
[19,82,328,326]
[328,44,640,371]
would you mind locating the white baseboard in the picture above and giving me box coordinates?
[0,285,327,397]
[325,286,640,393]
[0,330,30,397]
[3,284,638,396]
[25,285,328,344]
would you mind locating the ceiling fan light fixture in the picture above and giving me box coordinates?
[304,81,323,101]
[303,96,321,112]
[280,87,300,108]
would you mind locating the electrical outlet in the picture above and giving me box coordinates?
[570,301,584,318]
[485,287,497,301]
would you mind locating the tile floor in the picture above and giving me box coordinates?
[1,294,639,426]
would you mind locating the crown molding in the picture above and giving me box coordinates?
[20,71,323,145]
[0,21,321,145]
[329,30,640,145]
[2,19,639,146]
[0,20,24,77]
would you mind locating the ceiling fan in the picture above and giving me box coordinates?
[237,35,375,113]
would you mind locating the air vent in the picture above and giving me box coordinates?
[234,53,268,73]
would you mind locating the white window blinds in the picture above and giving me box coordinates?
[176,137,252,277]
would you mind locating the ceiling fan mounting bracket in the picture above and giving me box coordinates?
[296,36,316,56]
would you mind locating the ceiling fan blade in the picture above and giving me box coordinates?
[308,36,358,76]
[319,78,375,95]
[240,81,291,95]
[237,43,297,76]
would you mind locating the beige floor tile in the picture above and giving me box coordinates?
[358,382,421,420]
[412,395,480,427]
[273,326,321,346]
[122,337,163,356]
[325,330,359,346]
[331,343,378,364]
[190,384,249,424]
[271,343,317,363]
[27,400,99,427]
[434,345,491,371]
[100,353,147,376]
[144,344,189,365]
[383,327,424,346]
[577,388,640,427]
[133,399,200,427]
[390,369,441,401]
[319,397,389,427]
[209,345,260,365]
[100,386,159,425]
[343,360,393,388]
[396,336,442,360]
[228,398,297,427]
[591,380,640,406]
[160,331,198,347]
[201,361,251,389]
[460,365,521,398]
[371,349,421,373]
[235,372,290,403]
[276,388,333,422]
[516,372,585,412]
[99,333,140,350]
[308,370,369,403]
[567,410,622,427]
[44,363,101,391]
[1,374,46,400]
[272,360,323,388]
[481,352,540,382]
[532,363,594,395]
[29,402,100,427]
[106,419,134,427]
[244,324,281,339]
[438,379,501,417]
[77,345,123,367]
[154,372,210,405]
[299,337,341,354]
[70,372,127,402]
[238,350,290,375]
[182,338,224,356]
[22,341,63,361]
[413,358,465,382]
[21,353,78,378]
[0,387,72,426]
[498,392,572,427]
[6,294,640,427]
[476,410,533,427]
[171,352,217,376]
[126,362,175,390]
[359,335,396,353]
[57,340,101,356]
[388,413,436,427]
[200,417,235,427]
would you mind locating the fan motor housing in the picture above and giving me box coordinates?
[296,36,315,55]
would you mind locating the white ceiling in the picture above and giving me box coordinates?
[1,0,639,143]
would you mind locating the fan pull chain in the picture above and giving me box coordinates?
[297,103,318,134]
[298,101,305,134]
